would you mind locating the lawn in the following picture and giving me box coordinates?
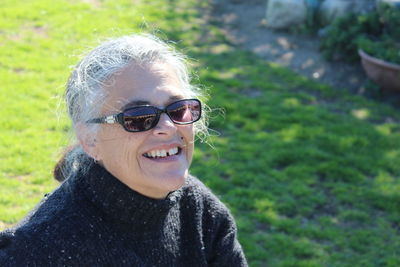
[1,0,400,266]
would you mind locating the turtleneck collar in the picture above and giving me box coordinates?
[73,162,183,233]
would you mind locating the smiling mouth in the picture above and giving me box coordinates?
[143,147,182,159]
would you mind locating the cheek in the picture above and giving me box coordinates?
[96,128,143,162]
[187,142,194,164]
[127,134,143,159]
[181,125,195,161]
[180,125,194,141]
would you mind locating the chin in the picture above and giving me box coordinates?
[156,171,188,193]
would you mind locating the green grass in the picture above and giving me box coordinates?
[1,0,400,266]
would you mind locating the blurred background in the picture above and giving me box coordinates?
[1,0,400,266]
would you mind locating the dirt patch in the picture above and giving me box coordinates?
[211,0,367,93]
[32,25,48,38]
[81,0,101,8]
[0,221,12,230]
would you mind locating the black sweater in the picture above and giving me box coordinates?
[0,163,247,266]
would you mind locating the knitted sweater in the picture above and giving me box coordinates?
[0,163,247,266]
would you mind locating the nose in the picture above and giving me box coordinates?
[153,113,177,136]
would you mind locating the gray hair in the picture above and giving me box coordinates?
[56,34,209,182]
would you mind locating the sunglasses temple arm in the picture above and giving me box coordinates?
[86,115,119,124]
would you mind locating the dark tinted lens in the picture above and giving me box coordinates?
[123,107,157,132]
[167,99,201,123]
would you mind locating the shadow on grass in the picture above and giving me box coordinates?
[187,46,400,265]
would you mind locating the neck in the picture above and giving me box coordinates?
[75,162,183,232]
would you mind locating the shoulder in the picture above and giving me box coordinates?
[0,210,91,265]
[184,175,230,212]
[182,175,236,229]
[184,175,222,203]
[0,183,88,265]
[0,222,77,265]
[0,231,13,252]
[0,226,46,265]
[0,230,18,265]
[182,175,247,265]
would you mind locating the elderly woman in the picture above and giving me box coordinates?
[0,34,247,266]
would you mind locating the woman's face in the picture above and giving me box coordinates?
[88,63,195,199]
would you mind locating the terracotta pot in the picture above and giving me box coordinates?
[358,49,400,92]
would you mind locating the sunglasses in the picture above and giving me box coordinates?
[86,99,201,132]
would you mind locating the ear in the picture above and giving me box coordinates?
[76,122,99,160]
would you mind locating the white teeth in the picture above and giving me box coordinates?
[169,147,178,156]
[145,147,179,158]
